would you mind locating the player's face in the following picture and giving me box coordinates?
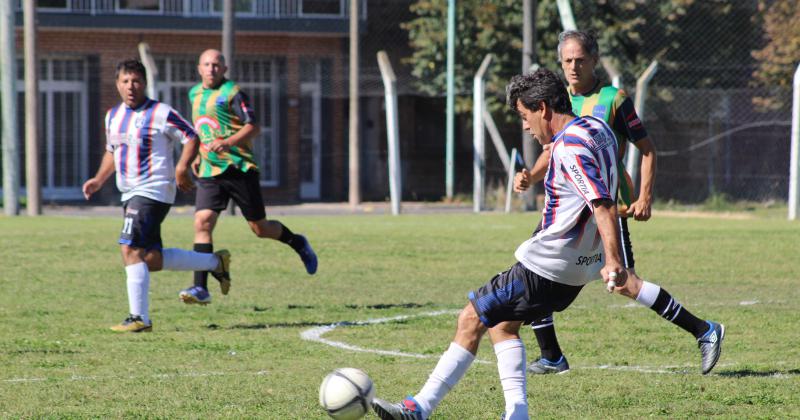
[560,39,597,93]
[198,52,227,88]
[116,70,147,108]
[516,99,551,145]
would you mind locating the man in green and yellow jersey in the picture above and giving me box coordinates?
[179,49,318,305]
[514,30,723,375]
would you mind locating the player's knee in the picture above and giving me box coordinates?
[457,304,484,336]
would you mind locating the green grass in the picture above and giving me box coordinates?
[0,212,798,418]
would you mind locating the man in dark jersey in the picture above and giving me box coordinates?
[514,30,724,375]
[178,49,318,305]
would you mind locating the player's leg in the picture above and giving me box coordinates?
[180,175,227,303]
[231,169,318,275]
[372,302,485,420]
[111,196,169,332]
[489,321,528,420]
[527,314,569,374]
[615,217,725,374]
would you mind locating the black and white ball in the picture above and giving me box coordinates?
[319,368,375,420]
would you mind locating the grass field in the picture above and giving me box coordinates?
[1,211,798,418]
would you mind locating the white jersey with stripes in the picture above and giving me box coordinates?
[515,116,619,286]
[104,99,197,204]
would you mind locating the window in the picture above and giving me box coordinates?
[212,0,253,13]
[301,0,342,16]
[119,0,160,12]
[38,0,68,8]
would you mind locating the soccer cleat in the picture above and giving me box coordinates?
[110,315,152,333]
[527,355,570,375]
[372,397,424,420]
[179,285,212,305]
[210,249,231,295]
[295,235,318,275]
[698,321,725,374]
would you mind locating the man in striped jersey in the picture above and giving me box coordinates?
[372,69,626,420]
[516,30,724,375]
[83,59,231,332]
[178,49,317,305]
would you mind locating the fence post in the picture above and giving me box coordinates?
[789,62,800,220]
[473,54,492,213]
[377,51,402,215]
[1,0,19,215]
[626,60,658,189]
[505,148,518,213]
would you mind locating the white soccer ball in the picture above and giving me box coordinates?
[319,368,375,420]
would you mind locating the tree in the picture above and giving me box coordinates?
[751,0,800,111]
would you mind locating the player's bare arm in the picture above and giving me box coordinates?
[82,151,116,200]
[176,138,199,192]
[592,198,627,288]
[207,123,261,153]
[626,137,657,221]
[514,144,552,192]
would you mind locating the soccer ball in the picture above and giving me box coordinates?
[319,368,375,420]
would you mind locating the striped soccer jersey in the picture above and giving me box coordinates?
[105,98,198,204]
[189,79,258,178]
[515,116,619,286]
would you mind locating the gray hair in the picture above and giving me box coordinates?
[557,30,599,62]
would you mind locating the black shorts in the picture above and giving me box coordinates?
[195,167,266,221]
[118,195,171,251]
[618,216,635,269]
[468,262,584,328]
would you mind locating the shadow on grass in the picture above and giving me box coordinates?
[718,369,800,378]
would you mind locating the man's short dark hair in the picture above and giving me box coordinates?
[557,30,600,62]
[506,69,572,114]
[115,59,147,81]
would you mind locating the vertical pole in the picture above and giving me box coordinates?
[789,63,800,220]
[626,60,658,188]
[505,148,518,213]
[349,0,361,206]
[521,0,537,210]
[473,55,492,213]
[222,0,236,214]
[377,52,402,215]
[1,0,19,215]
[445,0,455,199]
[24,0,41,215]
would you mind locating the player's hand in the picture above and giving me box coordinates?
[601,264,627,293]
[208,138,231,154]
[514,170,531,193]
[175,165,195,192]
[626,197,652,221]
[191,156,201,177]
[82,178,101,200]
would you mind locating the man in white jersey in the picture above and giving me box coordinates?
[83,59,232,333]
[372,69,627,420]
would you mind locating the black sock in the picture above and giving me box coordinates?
[277,223,304,252]
[193,243,213,290]
[650,288,709,339]
[531,315,563,361]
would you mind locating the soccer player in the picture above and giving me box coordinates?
[178,49,318,305]
[372,69,628,420]
[515,30,724,375]
[82,59,231,333]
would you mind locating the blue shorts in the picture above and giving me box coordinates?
[468,262,584,328]
[119,195,170,251]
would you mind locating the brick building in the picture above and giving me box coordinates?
[9,0,362,204]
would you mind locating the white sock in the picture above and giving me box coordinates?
[161,248,218,271]
[414,342,475,417]
[635,280,661,308]
[125,262,151,325]
[494,339,528,420]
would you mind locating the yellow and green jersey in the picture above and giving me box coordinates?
[189,79,258,178]
[569,82,649,208]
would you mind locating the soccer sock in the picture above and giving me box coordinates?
[277,222,304,252]
[193,243,213,290]
[162,248,218,271]
[531,314,562,361]
[125,262,150,325]
[636,281,709,339]
[414,342,475,418]
[494,339,528,420]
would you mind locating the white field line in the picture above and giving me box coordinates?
[3,370,269,384]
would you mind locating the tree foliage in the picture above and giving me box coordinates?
[750,0,800,111]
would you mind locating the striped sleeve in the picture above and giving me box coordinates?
[555,137,612,205]
[165,108,198,144]
[104,107,116,153]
